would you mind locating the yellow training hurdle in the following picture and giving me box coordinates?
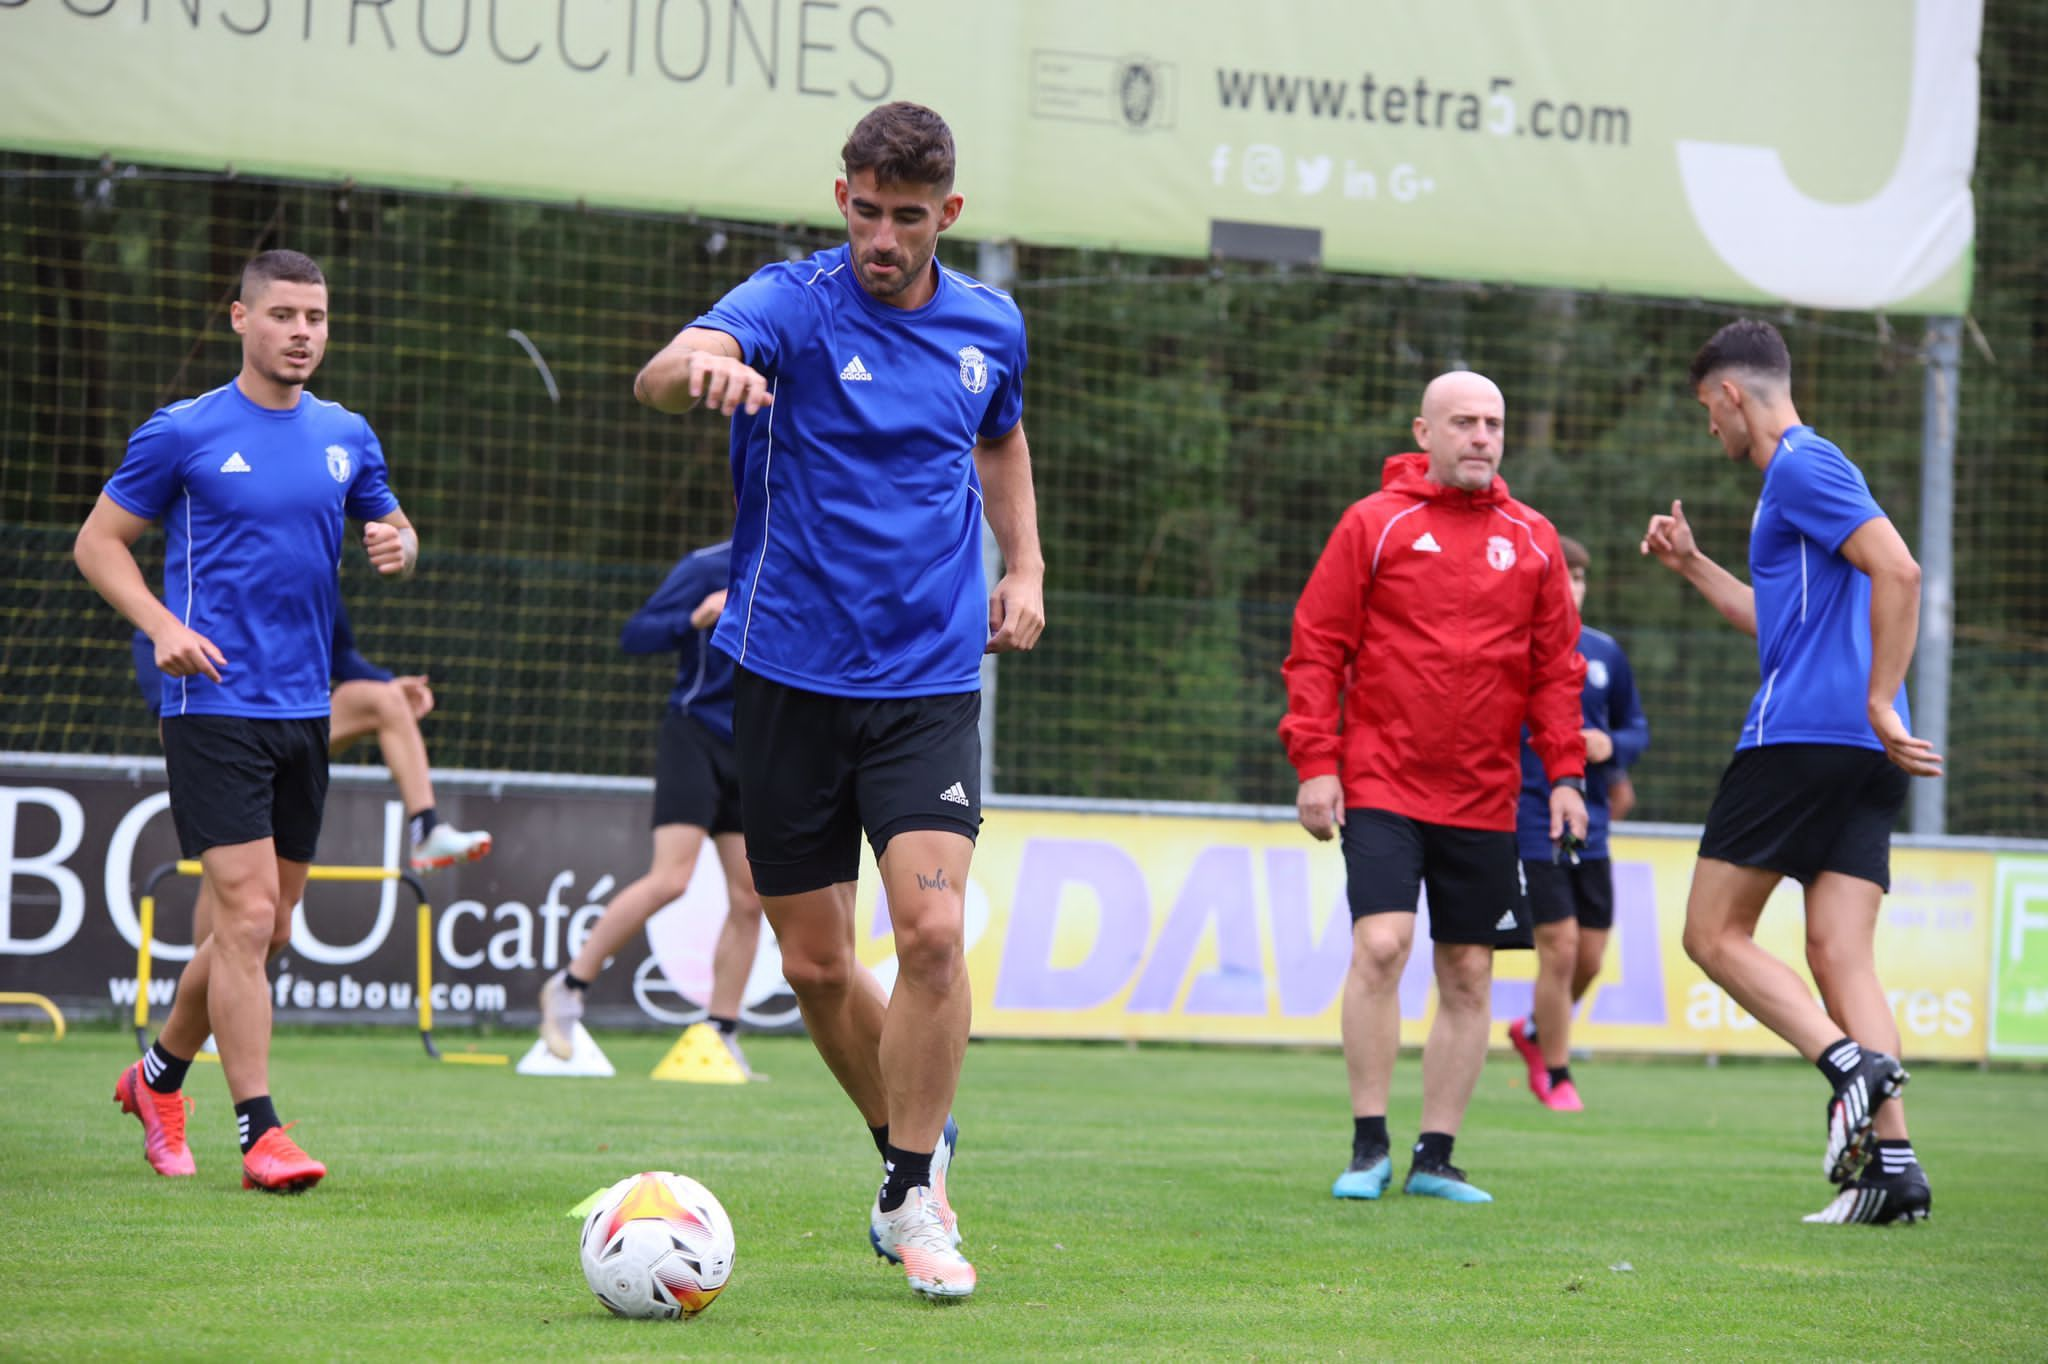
[1,991,65,1042]
[134,859,507,1065]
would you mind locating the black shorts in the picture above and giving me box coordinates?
[1340,809,1523,946]
[732,667,981,898]
[651,707,744,835]
[160,715,330,862]
[1522,856,1616,930]
[1698,743,1910,890]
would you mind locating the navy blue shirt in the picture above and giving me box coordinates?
[103,380,400,718]
[132,597,391,719]
[1739,426,1907,752]
[690,245,1028,698]
[1517,626,1649,861]
[622,542,736,743]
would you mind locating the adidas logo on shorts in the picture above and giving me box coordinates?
[939,781,970,807]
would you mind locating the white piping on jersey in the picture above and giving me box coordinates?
[677,636,711,708]
[805,261,851,287]
[1799,534,1810,621]
[1489,507,1553,568]
[675,541,729,707]
[1370,503,1429,577]
[1757,667,1779,743]
[939,264,1015,302]
[736,379,780,663]
[164,382,234,416]
[177,491,194,715]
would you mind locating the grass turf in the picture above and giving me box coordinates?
[2,1027,2043,1361]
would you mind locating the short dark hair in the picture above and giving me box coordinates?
[841,102,955,193]
[1559,534,1590,573]
[240,249,326,302]
[1688,318,1790,391]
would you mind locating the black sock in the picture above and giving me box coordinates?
[869,1124,891,1159]
[235,1095,281,1153]
[563,970,591,993]
[1815,1037,1862,1087]
[142,1040,191,1095]
[710,1015,739,1036]
[1547,1065,1572,1089]
[1352,1115,1389,1159]
[1877,1139,1918,1177]
[878,1143,933,1213]
[1413,1131,1456,1168]
[408,807,439,845]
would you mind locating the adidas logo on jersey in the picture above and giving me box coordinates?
[939,781,970,807]
[839,355,874,382]
[1411,531,1441,553]
[220,452,252,474]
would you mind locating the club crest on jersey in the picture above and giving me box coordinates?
[957,345,988,394]
[325,444,351,483]
[1486,534,1516,572]
[1587,658,1610,690]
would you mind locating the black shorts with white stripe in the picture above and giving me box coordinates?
[1697,743,1909,890]
[731,667,980,898]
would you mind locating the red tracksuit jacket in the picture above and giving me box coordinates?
[1279,452,1586,831]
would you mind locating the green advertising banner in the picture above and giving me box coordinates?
[0,0,1977,311]
[1991,856,2048,1059]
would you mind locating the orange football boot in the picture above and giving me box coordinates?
[241,1122,327,1193]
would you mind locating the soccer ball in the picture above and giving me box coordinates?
[578,1171,736,1319]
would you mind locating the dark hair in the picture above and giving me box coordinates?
[1688,318,1790,391]
[240,249,326,302]
[841,102,956,192]
[1558,534,1590,573]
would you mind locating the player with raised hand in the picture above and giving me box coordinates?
[1645,318,1937,1224]
[634,102,1043,1299]
[78,249,416,1193]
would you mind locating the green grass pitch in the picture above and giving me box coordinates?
[3,1027,2043,1360]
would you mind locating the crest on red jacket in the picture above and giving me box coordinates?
[1486,534,1516,572]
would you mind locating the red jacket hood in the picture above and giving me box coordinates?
[1380,451,1510,507]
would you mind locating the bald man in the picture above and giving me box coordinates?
[1281,371,1588,1204]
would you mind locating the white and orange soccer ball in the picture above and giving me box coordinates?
[578,1171,736,1320]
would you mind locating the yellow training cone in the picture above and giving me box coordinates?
[650,1022,750,1085]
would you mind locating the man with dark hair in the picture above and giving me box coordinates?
[538,541,764,1076]
[1644,317,1938,1224]
[1505,534,1649,1111]
[77,248,418,1193]
[633,101,1043,1299]
[1282,370,1588,1206]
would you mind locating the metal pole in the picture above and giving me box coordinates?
[1911,317,1961,835]
[976,239,1018,801]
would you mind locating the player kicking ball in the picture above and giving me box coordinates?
[633,103,1044,1297]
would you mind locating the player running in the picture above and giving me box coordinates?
[1644,319,1937,1224]
[538,541,764,1075]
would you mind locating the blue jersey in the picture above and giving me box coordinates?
[104,381,400,719]
[690,244,1028,698]
[131,596,391,719]
[1739,426,1907,752]
[1517,626,1649,861]
[621,542,737,742]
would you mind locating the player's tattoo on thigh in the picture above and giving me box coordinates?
[916,869,950,891]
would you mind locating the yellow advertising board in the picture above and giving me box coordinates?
[0,0,1979,311]
[892,809,1993,1059]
